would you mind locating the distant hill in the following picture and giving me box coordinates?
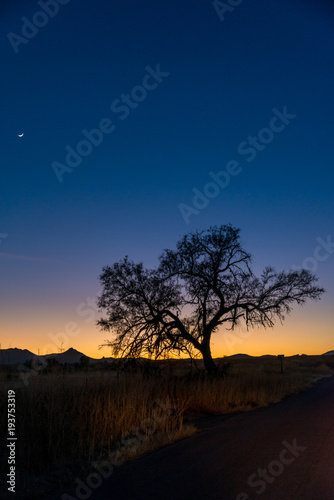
[0,348,39,365]
[226,353,252,360]
[0,347,109,366]
[2,347,330,366]
[44,348,91,364]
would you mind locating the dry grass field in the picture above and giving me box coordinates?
[0,355,333,498]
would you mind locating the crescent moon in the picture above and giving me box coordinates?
[18,133,24,137]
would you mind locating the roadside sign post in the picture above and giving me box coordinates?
[278,354,284,374]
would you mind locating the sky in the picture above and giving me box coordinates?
[0,0,333,359]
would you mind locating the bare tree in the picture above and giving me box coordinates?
[97,225,325,374]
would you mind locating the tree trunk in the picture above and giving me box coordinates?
[201,341,218,375]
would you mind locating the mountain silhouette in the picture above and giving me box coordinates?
[0,347,104,365]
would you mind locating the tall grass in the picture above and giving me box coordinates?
[8,374,186,474]
[0,356,333,497]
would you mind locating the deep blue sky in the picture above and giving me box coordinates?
[1,0,333,356]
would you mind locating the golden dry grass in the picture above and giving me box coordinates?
[0,355,333,496]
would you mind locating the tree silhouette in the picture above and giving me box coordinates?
[97,225,325,374]
[79,355,90,369]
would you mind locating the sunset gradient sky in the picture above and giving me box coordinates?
[1,0,333,359]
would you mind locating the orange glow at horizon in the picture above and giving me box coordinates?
[2,302,333,359]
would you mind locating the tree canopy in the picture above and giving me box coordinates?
[97,225,325,374]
